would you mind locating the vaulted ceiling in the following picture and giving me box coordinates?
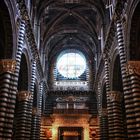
[34,0,107,69]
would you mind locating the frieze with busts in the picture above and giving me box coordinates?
[101,108,108,117]
[56,96,88,102]
[17,91,32,101]
[32,107,39,115]
[0,59,16,74]
[126,61,140,75]
[108,91,122,102]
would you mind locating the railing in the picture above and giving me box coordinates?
[53,108,89,114]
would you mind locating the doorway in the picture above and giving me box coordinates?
[59,127,82,140]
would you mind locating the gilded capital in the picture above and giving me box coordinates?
[32,107,39,115]
[126,61,140,75]
[108,91,122,102]
[0,59,16,74]
[17,91,32,101]
[102,108,108,116]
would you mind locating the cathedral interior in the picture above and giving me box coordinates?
[0,0,140,140]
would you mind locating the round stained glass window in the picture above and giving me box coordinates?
[56,52,86,78]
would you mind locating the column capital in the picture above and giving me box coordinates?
[108,91,122,102]
[32,107,39,115]
[101,108,108,117]
[17,91,32,101]
[126,61,140,75]
[0,59,16,74]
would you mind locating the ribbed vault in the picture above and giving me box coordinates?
[35,0,106,87]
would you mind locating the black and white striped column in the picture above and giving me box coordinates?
[125,61,140,139]
[103,54,113,139]
[116,19,140,139]
[0,19,26,139]
[32,82,43,139]
[108,91,125,139]
[98,82,109,140]
[30,61,40,140]
[99,108,108,140]
[15,20,26,76]
[14,91,32,140]
[38,82,44,137]
[0,60,17,139]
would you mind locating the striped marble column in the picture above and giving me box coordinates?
[97,83,102,139]
[116,18,140,139]
[103,54,113,139]
[99,108,108,140]
[29,61,41,140]
[108,91,125,139]
[0,59,17,139]
[125,61,140,138]
[15,91,32,140]
[31,107,40,140]
[15,20,26,76]
[38,82,44,138]
[10,20,27,139]
[31,82,43,139]
[98,83,109,140]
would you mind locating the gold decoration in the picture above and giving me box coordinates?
[102,108,108,116]
[17,91,32,101]
[32,107,39,115]
[62,131,79,136]
[44,128,52,139]
[108,91,122,102]
[89,127,97,138]
[126,61,140,75]
[42,116,54,125]
[0,59,16,74]
[89,117,99,126]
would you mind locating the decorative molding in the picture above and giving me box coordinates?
[17,91,32,101]
[108,91,122,102]
[16,0,29,21]
[0,59,16,74]
[56,96,88,102]
[32,107,39,115]
[44,128,52,138]
[53,115,91,126]
[42,116,54,126]
[126,61,140,75]
[62,131,79,136]
[89,127,98,139]
[101,108,108,116]
[114,1,124,21]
